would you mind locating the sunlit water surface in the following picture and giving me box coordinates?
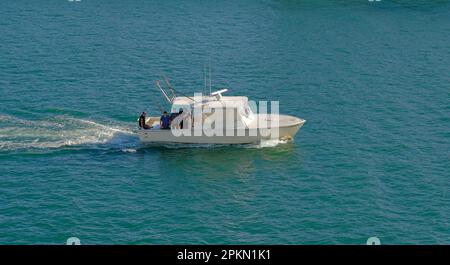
[0,0,449,244]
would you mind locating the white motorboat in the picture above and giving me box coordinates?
[138,78,305,145]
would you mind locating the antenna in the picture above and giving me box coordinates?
[209,59,212,95]
[203,63,207,96]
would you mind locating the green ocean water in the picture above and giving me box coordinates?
[0,0,449,244]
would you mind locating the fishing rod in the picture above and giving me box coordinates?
[152,98,165,113]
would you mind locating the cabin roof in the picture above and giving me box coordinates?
[172,96,248,108]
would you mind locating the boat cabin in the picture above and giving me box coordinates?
[168,94,256,129]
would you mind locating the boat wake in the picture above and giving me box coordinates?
[0,114,138,153]
[0,114,289,153]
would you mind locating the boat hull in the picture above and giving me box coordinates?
[138,116,305,145]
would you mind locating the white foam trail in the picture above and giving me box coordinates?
[66,117,135,135]
[121,148,137,153]
[0,114,137,152]
[251,138,289,149]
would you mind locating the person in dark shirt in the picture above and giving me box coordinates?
[168,108,185,129]
[178,109,184,129]
[169,112,179,124]
[139,112,150,129]
[160,111,170,129]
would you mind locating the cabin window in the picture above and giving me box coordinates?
[244,106,250,118]
[239,105,252,119]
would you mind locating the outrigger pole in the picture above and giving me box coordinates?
[161,74,176,99]
[155,80,172,104]
[155,78,199,103]
[170,86,198,103]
